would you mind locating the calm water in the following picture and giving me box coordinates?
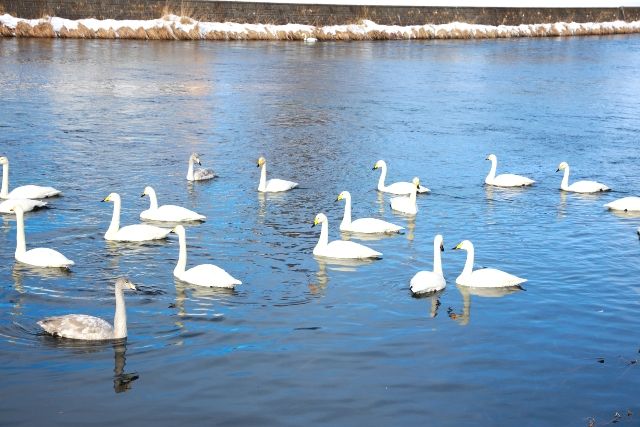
[1,36,639,426]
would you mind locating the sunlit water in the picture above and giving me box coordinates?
[1,36,639,426]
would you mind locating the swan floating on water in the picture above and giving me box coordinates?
[336,191,403,234]
[556,162,610,193]
[0,198,47,214]
[390,177,420,215]
[10,205,74,268]
[312,213,382,259]
[484,154,534,187]
[372,160,429,195]
[452,240,526,288]
[140,186,205,222]
[38,277,136,340]
[603,196,640,212]
[410,234,446,295]
[102,193,171,242]
[256,156,298,192]
[186,153,216,181]
[304,36,317,43]
[0,156,61,199]
[172,225,241,288]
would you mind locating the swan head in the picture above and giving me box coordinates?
[435,234,444,252]
[452,240,473,251]
[141,186,155,198]
[190,153,202,165]
[412,177,420,188]
[171,225,186,236]
[556,161,568,172]
[102,193,120,203]
[0,156,7,165]
[114,277,137,291]
[372,160,386,170]
[257,157,266,168]
[336,191,350,202]
[486,154,497,162]
[312,213,327,227]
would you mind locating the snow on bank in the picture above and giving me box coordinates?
[1,13,640,40]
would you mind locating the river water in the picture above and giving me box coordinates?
[1,36,639,426]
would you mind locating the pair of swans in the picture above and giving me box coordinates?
[186,153,216,181]
[140,186,205,222]
[390,177,420,215]
[410,236,526,295]
[312,213,382,259]
[1,156,59,213]
[103,193,171,242]
[257,157,298,192]
[336,191,403,234]
[373,160,430,194]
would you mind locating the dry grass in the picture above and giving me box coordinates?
[0,24,13,37]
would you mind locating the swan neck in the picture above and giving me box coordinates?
[462,246,474,276]
[187,158,194,180]
[258,164,267,191]
[14,208,26,256]
[433,241,442,275]
[486,158,497,183]
[148,190,158,210]
[377,164,387,191]
[315,220,329,251]
[174,231,187,276]
[561,167,570,190]
[1,162,8,197]
[107,198,121,236]
[410,187,417,206]
[341,196,352,227]
[113,285,128,339]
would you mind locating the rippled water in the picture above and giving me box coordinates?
[1,36,639,426]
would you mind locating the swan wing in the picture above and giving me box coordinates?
[7,185,61,199]
[181,264,242,288]
[348,218,404,233]
[0,198,47,213]
[567,180,610,193]
[383,182,414,195]
[457,268,526,288]
[19,247,74,268]
[410,271,446,294]
[265,179,298,192]
[141,205,206,221]
[194,168,216,181]
[604,197,640,211]
[491,173,535,187]
[316,240,382,259]
[113,224,171,241]
[38,314,114,340]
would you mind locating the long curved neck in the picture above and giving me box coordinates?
[409,187,417,207]
[107,199,121,235]
[113,285,128,339]
[462,246,475,276]
[315,221,329,250]
[561,167,570,190]
[14,209,26,256]
[174,231,187,276]
[433,241,442,275]
[486,158,497,183]
[187,158,194,180]
[377,165,387,191]
[258,164,267,191]
[1,162,8,197]
[148,190,158,210]
[341,196,352,227]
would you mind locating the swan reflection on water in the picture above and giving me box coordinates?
[448,285,522,326]
[412,291,443,318]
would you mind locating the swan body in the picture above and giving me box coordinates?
[304,36,318,43]
[372,160,430,194]
[390,177,420,215]
[484,154,534,187]
[336,191,403,234]
[256,157,298,192]
[187,153,216,181]
[172,225,241,288]
[312,213,382,259]
[0,198,47,213]
[453,240,526,288]
[140,186,205,222]
[102,193,171,242]
[38,278,136,340]
[0,156,61,199]
[556,162,610,193]
[10,205,74,268]
[410,234,446,295]
[604,197,640,212]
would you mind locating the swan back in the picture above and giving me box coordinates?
[604,197,640,212]
[0,198,47,213]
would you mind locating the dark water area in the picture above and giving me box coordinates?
[0,36,639,426]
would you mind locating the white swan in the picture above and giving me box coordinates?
[172,225,241,288]
[0,198,47,214]
[336,191,403,234]
[140,186,206,222]
[38,278,136,340]
[484,154,534,187]
[186,153,216,181]
[556,162,610,193]
[102,193,171,242]
[604,197,640,212]
[257,157,298,192]
[410,234,446,295]
[304,36,318,43]
[0,156,61,199]
[452,240,526,288]
[312,213,382,259]
[390,177,420,215]
[10,205,74,268]
[372,160,430,194]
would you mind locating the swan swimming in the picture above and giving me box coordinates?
[140,186,206,222]
[10,205,74,268]
[256,157,298,192]
[410,234,446,295]
[336,191,403,234]
[390,177,420,215]
[102,193,171,242]
[172,225,241,288]
[304,36,318,43]
[0,156,61,199]
[603,197,640,212]
[556,162,610,193]
[38,278,136,340]
[452,240,526,288]
[372,160,430,195]
[186,153,216,181]
[312,213,382,259]
[0,198,47,214]
[484,154,535,187]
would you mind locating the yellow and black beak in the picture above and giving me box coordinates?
[555,168,560,172]
[312,218,320,228]
[452,242,462,250]
[140,192,146,198]
[335,195,342,202]
[372,165,378,170]
[102,196,110,202]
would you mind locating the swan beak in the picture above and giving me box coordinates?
[312,218,320,227]
[440,244,444,252]
[372,166,377,170]
[555,168,560,172]
[256,163,260,168]
[130,284,137,291]
[140,193,145,198]
[452,242,462,250]
[102,196,110,202]
[335,195,342,201]
[485,157,490,160]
